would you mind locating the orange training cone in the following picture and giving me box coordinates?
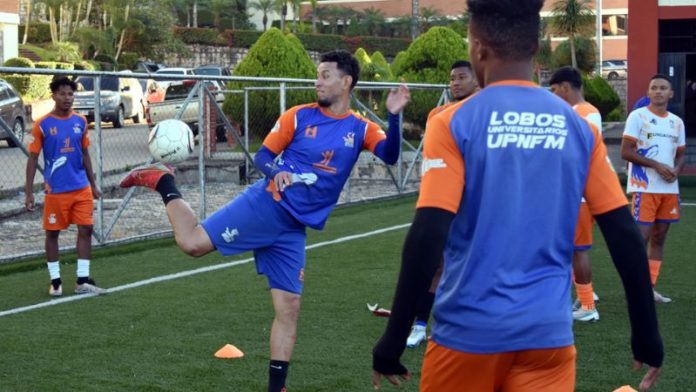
[613,386,638,392]
[214,344,244,359]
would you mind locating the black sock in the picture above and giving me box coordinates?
[76,276,89,285]
[51,278,62,290]
[154,174,182,205]
[268,360,289,392]
[415,291,435,324]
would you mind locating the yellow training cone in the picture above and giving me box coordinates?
[214,344,244,359]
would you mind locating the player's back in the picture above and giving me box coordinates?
[429,81,598,354]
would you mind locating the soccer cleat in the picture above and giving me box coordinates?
[119,162,174,190]
[653,290,672,304]
[49,284,63,297]
[406,324,427,348]
[573,307,599,322]
[572,292,600,311]
[75,279,106,295]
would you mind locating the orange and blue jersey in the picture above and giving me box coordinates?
[261,103,389,230]
[28,112,90,194]
[418,81,626,354]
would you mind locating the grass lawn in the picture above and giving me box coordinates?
[0,191,694,391]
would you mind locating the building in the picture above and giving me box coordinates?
[303,0,628,61]
[629,0,696,136]
[0,0,19,65]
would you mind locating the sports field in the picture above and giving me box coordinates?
[0,189,695,391]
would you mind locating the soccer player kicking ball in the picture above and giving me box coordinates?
[120,50,410,392]
[549,66,602,322]
[25,77,105,297]
[621,74,686,304]
[371,1,663,391]
[406,59,478,348]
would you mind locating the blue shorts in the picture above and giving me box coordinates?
[201,182,307,294]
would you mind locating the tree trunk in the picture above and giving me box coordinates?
[83,0,93,26]
[280,3,286,31]
[115,3,130,61]
[263,13,268,31]
[22,0,32,45]
[193,0,198,28]
[411,0,419,40]
[48,6,57,45]
[570,35,578,69]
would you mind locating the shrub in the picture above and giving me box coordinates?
[221,30,263,48]
[584,74,620,118]
[606,104,625,122]
[552,37,597,74]
[371,51,393,81]
[117,52,140,71]
[3,74,52,102]
[295,33,347,53]
[392,27,468,127]
[223,28,316,140]
[73,61,96,71]
[54,62,74,71]
[3,57,35,68]
[34,61,57,69]
[19,23,51,43]
[174,27,225,45]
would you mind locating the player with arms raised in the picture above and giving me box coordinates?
[120,50,410,392]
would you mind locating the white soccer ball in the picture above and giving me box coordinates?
[148,119,194,163]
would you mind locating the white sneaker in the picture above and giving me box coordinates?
[573,307,599,322]
[572,292,600,311]
[49,284,62,297]
[75,280,106,295]
[653,290,672,304]
[406,325,427,348]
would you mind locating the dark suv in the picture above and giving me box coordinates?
[0,79,27,148]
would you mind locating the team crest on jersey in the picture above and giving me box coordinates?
[73,123,82,134]
[650,118,657,125]
[222,227,239,243]
[49,127,58,135]
[305,126,317,138]
[343,132,354,148]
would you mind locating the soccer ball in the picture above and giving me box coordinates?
[148,119,194,164]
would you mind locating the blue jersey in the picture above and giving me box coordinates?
[29,112,90,194]
[262,103,387,229]
[418,81,627,353]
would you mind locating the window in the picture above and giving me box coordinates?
[602,15,627,36]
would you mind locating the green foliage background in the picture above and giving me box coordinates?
[223,28,316,140]
[553,37,597,74]
[392,27,468,128]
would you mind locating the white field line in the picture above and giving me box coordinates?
[0,223,411,319]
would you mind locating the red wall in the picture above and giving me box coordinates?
[627,0,658,109]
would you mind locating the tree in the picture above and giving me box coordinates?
[223,28,315,139]
[287,0,302,32]
[550,0,595,69]
[411,0,419,39]
[308,0,318,33]
[419,6,441,32]
[250,0,274,31]
[22,0,33,44]
[552,36,597,73]
[393,26,468,126]
[361,7,385,36]
[274,0,287,31]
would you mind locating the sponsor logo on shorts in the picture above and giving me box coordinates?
[48,213,57,225]
[222,227,239,243]
[670,207,678,215]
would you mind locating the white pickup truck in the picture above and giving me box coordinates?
[145,80,227,139]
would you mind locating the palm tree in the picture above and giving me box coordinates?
[288,0,302,32]
[411,0,419,39]
[419,6,441,33]
[308,0,318,33]
[274,0,287,31]
[362,7,385,36]
[22,0,33,44]
[550,0,595,69]
[250,0,274,31]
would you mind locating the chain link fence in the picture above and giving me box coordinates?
[0,67,447,262]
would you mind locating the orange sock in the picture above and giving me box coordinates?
[575,282,596,310]
[649,259,662,287]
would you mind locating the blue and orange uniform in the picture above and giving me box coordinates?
[414,81,626,391]
[202,104,399,293]
[28,112,92,230]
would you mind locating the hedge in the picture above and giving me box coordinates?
[2,74,52,102]
[3,57,35,68]
[54,62,74,71]
[73,61,96,71]
[18,23,51,44]
[583,75,621,118]
[175,27,411,57]
[35,61,57,69]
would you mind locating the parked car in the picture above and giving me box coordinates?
[74,72,145,128]
[134,60,167,73]
[0,79,26,148]
[193,65,231,86]
[602,60,627,80]
[154,67,195,90]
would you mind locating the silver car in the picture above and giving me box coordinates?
[0,79,27,148]
[602,60,627,80]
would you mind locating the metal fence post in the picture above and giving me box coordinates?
[198,82,207,220]
[279,82,286,114]
[94,75,104,243]
[244,88,250,180]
